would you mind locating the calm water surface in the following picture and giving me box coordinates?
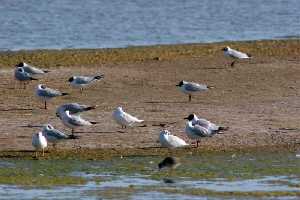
[0,0,299,50]
[0,152,299,199]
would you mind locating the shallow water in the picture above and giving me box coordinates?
[0,152,299,199]
[0,0,299,50]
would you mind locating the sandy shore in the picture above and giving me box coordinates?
[0,39,299,155]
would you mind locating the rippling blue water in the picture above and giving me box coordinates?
[0,0,299,50]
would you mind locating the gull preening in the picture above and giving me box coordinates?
[32,132,47,157]
[184,115,227,147]
[176,80,210,102]
[159,130,188,148]
[112,106,144,128]
[15,62,49,75]
[184,114,228,133]
[42,124,74,147]
[58,110,97,135]
[68,74,104,92]
[36,84,69,109]
[14,67,38,89]
[56,103,97,118]
[222,46,251,67]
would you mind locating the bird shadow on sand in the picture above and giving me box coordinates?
[0,108,33,112]
[75,131,126,134]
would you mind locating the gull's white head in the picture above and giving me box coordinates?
[160,129,170,136]
[38,84,47,90]
[43,124,54,131]
[116,106,123,112]
[16,67,25,73]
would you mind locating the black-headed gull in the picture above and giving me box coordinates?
[15,62,49,74]
[58,110,97,135]
[68,74,104,92]
[42,124,74,148]
[222,46,251,67]
[36,84,69,109]
[176,80,210,102]
[14,67,38,89]
[32,132,47,157]
[112,106,144,128]
[185,121,211,147]
[56,103,97,119]
[184,114,228,133]
[159,130,188,148]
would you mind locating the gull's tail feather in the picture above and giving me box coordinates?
[94,74,104,80]
[67,135,80,139]
[207,85,214,89]
[30,77,38,80]
[136,119,144,123]
[216,126,229,134]
[84,105,98,111]
[43,70,50,73]
[61,92,69,96]
[90,121,98,125]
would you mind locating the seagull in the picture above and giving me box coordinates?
[222,46,251,67]
[56,103,97,119]
[58,110,97,135]
[14,67,38,89]
[42,124,75,148]
[185,121,212,147]
[159,130,188,148]
[158,157,180,170]
[32,132,47,157]
[15,62,49,75]
[68,75,104,92]
[112,106,144,128]
[176,80,210,102]
[184,114,228,133]
[36,84,69,109]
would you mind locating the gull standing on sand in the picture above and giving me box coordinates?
[56,103,97,119]
[14,67,38,89]
[112,106,144,128]
[159,130,188,148]
[68,74,104,92]
[58,110,97,135]
[222,46,251,67]
[32,132,47,157]
[42,124,75,148]
[15,62,49,75]
[176,80,210,102]
[185,120,212,147]
[184,114,228,133]
[36,84,69,109]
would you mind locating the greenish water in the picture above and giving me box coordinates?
[0,152,299,199]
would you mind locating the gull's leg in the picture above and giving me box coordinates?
[44,101,47,109]
[196,140,200,148]
[35,151,38,158]
[231,60,237,67]
[42,148,45,156]
[80,88,83,93]
[71,129,74,135]
[189,95,191,102]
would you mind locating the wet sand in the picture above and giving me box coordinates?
[0,39,299,155]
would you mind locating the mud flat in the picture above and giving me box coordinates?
[0,39,299,157]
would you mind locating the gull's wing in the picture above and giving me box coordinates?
[44,128,68,140]
[24,65,45,74]
[38,87,62,98]
[229,49,250,59]
[168,135,188,147]
[185,82,208,92]
[192,124,211,137]
[75,76,95,84]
